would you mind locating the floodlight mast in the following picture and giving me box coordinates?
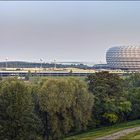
[40,58,43,69]
[5,57,8,70]
[54,59,56,70]
[39,58,43,77]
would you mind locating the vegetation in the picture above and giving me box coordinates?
[0,77,93,140]
[0,61,90,69]
[0,79,41,140]
[87,72,131,126]
[65,119,140,140]
[38,78,93,139]
[0,72,140,139]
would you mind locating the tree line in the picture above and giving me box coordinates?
[0,61,90,69]
[0,72,140,139]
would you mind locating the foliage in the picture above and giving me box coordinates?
[38,78,94,140]
[103,113,118,124]
[87,71,132,126]
[0,79,41,140]
[128,89,140,120]
[124,73,140,120]
[125,73,140,88]
[0,61,91,69]
[69,70,73,76]
[25,70,32,80]
[1,72,140,140]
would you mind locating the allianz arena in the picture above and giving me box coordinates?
[106,46,140,70]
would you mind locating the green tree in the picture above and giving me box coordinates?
[38,78,94,140]
[87,71,131,126]
[123,73,140,120]
[0,79,41,140]
[125,73,140,88]
[127,88,140,120]
[25,70,32,81]
[69,70,73,76]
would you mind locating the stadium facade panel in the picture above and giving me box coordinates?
[106,46,140,70]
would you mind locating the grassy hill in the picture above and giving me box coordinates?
[64,120,140,140]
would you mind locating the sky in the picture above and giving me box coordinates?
[1,1,140,63]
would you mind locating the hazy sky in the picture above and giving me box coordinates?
[1,1,140,63]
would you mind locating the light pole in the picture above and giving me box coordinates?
[5,57,8,70]
[54,59,56,70]
[0,60,2,78]
[40,58,43,68]
[40,58,43,77]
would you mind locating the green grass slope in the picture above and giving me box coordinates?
[64,120,140,140]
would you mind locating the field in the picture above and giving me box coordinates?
[64,120,140,140]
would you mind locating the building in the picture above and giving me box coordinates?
[106,46,140,70]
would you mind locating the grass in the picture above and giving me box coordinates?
[64,120,140,140]
[118,130,140,140]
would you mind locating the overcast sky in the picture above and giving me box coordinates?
[1,1,140,63]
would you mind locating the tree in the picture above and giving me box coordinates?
[127,88,140,120]
[38,78,94,140]
[25,70,32,81]
[0,79,41,140]
[87,71,131,126]
[69,70,73,76]
[124,73,140,120]
[124,73,140,89]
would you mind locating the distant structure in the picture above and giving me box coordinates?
[40,58,43,68]
[54,59,56,69]
[106,46,140,70]
[5,57,8,69]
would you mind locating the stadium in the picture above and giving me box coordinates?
[106,46,140,70]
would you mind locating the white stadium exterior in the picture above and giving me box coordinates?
[106,46,140,70]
